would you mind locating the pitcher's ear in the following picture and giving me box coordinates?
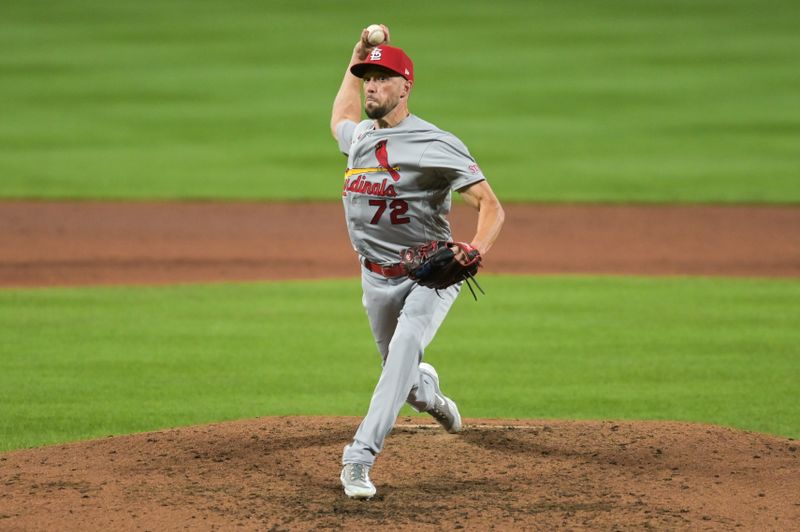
[401,79,413,98]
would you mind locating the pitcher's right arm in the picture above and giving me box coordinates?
[330,26,389,140]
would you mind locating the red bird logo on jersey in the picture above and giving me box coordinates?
[375,140,401,182]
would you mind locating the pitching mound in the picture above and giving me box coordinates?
[1,417,798,530]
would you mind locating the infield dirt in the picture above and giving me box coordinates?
[1,201,799,530]
[1,201,799,286]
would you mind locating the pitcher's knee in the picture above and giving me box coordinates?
[387,329,423,362]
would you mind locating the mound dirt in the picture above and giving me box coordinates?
[1,417,798,530]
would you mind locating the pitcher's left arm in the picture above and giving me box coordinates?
[456,180,505,262]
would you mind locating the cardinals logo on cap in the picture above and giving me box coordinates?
[351,45,414,81]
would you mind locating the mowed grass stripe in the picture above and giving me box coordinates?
[1,0,798,201]
[1,276,798,451]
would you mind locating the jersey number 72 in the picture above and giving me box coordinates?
[369,199,410,225]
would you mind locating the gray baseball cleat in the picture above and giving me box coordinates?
[419,362,462,433]
[340,463,376,499]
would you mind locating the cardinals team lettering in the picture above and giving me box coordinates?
[341,139,402,197]
[342,175,398,197]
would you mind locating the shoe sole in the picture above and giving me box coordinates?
[340,472,376,499]
[419,362,462,434]
[344,489,375,500]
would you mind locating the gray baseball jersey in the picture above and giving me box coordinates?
[337,114,486,264]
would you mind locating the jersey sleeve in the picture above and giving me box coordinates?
[421,134,487,191]
[335,120,357,156]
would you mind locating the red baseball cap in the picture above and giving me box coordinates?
[350,45,414,82]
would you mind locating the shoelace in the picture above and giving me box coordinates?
[349,464,367,482]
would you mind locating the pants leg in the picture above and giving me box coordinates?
[343,269,460,466]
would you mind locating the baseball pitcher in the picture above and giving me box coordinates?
[331,25,505,499]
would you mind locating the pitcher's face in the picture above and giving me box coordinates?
[362,67,410,119]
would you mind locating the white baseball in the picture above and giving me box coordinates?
[366,24,387,46]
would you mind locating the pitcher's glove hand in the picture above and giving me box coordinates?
[400,241,485,299]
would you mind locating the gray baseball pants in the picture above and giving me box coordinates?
[342,266,460,467]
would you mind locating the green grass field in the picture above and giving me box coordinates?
[2,0,799,202]
[1,0,798,457]
[2,276,798,452]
